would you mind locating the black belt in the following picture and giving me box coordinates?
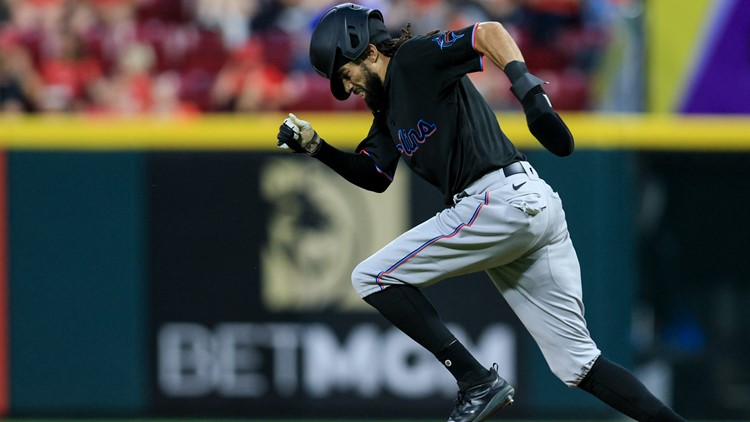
[453,162,527,203]
[502,161,526,177]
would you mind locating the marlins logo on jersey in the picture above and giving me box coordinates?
[432,30,465,50]
[396,119,437,156]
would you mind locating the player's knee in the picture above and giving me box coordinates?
[547,356,588,388]
[546,353,600,387]
[549,364,580,387]
[351,261,375,295]
[351,264,365,290]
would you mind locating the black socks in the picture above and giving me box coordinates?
[363,285,487,385]
[364,287,687,419]
[578,356,686,422]
[437,339,490,386]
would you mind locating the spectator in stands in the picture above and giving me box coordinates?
[0,0,614,114]
[189,0,258,50]
[86,40,155,114]
[209,38,286,112]
[39,28,104,112]
[0,42,43,112]
[149,70,199,117]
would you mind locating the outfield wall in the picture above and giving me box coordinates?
[1,113,749,419]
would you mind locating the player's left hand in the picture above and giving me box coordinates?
[521,88,574,157]
[504,61,574,157]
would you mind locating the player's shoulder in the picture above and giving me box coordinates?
[393,34,430,56]
[394,25,478,59]
[391,33,443,66]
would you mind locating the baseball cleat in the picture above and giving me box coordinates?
[447,364,515,422]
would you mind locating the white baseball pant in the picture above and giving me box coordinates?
[352,161,601,386]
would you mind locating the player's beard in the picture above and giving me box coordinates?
[361,65,387,113]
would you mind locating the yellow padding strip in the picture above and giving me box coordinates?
[1,113,749,151]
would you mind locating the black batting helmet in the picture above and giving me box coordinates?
[309,3,391,100]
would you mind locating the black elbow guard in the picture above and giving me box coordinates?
[523,88,574,156]
[504,61,575,157]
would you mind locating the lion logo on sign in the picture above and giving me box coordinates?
[260,158,408,312]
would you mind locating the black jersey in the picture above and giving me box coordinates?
[356,24,526,205]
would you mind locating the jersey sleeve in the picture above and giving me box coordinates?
[313,117,400,193]
[355,118,400,182]
[398,24,483,87]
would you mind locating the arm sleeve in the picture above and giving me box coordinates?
[505,61,575,157]
[313,120,400,193]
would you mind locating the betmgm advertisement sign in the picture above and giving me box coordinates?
[148,153,518,418]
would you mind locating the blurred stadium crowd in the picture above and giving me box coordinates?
[0,0,617,115]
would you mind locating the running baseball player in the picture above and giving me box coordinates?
[276,3,687,421]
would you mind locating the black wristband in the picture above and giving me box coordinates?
[504,60,546,101]
[308,136,324,156]
[503,60,528,84]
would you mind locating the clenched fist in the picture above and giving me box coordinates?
[276,113,322,154]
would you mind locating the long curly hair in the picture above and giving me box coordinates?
[375,23,414,57]
[353,22,414,62]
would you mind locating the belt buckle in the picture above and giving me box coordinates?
[453,191,469,205]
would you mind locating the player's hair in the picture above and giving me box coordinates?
[377,23,413,57]
[353,22,413,63]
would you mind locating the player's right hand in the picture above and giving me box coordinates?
[276,113,322,154]
[277,115,307,153]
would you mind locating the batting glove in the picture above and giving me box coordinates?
[276,113,322,154]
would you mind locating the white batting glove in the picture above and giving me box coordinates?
[285,113,321,154]
[277,117,305,153]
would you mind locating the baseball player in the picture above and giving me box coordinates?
[276,3,687,421]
